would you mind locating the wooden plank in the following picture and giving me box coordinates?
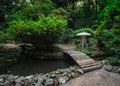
[82,64,101,72]
[80,62,100,68]
[77,59,94,63]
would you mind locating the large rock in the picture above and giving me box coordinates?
[105,66,113,71]
[15,83,22,86]
[38,75,47,81]
[112,67,120,73]
[3,80,10,86]
[0,83,4,86]
[105,66,120,74]
[26,75,33,79]
[112,67,118,72]
[69,66,74,71]
[45,78,54,86]
[35,80,42,86]
[0,78,4,82]
[58,76,69,84]
[15,76,25,83]
[50,74,57,78]
[35,83,41,86]
[77,68,84,75]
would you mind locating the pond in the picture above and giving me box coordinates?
[0,58,75,76]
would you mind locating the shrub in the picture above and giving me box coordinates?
[59,28,74,43]
[94,28,120,55]
[114,16,120,23]
[5,16,67,51]
[94,20,108,50]
[107,57,119,66]
[82,49,90,55]
[95,22,120,56]
[94,0,120,55]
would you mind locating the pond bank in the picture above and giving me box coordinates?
[0,66,83,86]
[0,43,66,69]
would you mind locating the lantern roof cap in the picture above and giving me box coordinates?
[76,32,91,36]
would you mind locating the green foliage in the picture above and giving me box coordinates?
[95,29,120,55]
[94,20,109,51]
[0,0,21,12]
[114,16,120,23]
[6,0,55,21]
[98,30,113,54]
[0,31,14,43]
[82,1,93,17]
[0,0,120,59]
[59,28,74,43]
[82,49,90,55]
[21,1,55,19]
[94,20,108,37]
[95,17,120,55]
[5,11,26,23]
[50,7,69,20]
[98,0,120,21]
[88,37,96,47]
[5,16,67,51]
[51,0,79,8]
[107,57,119,66]
[94,0,120,57]
[0,43,4,48]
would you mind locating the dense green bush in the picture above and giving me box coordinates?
[107,57,120,66]
[98,0,120,21]
[114,16,120,23]
[5,16,67,51]
[59,28,74,43]
[94,20,108,50]
[0,31,14,43]
[94,28,120,55]
[94,15,120,56]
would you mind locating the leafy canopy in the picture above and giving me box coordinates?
[5,16,67,51]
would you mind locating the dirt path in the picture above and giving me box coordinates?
[63,69,120,86]
[56,44,76,51]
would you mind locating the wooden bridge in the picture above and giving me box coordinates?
[63,50,101,72]
[57,44,101,73]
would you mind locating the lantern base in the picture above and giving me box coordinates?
[79,42,88,49]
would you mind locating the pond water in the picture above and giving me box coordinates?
[0,58,75,76]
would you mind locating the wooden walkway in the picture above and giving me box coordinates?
[57,44,101,72]
[64,50,101,72]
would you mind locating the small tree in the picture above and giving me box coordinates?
[6,16,67,51]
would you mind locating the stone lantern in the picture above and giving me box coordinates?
[76,32,91,48]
